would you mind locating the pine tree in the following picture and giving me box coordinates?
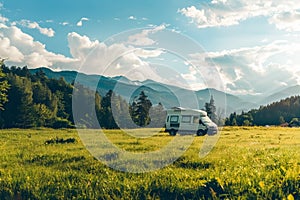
[130,91,152,127]
[205,95,217,123]
[3,74,35,128]
[0,60,9,110]
[99,90,118,129]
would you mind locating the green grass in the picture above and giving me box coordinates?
[0,127,299,199]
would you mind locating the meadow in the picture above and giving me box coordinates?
[0,127,299,199]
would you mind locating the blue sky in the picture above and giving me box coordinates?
[0,0,300,96]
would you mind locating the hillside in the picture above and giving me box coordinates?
[29,67,255,115]
[225,95,300,126]
[259,85,300,106]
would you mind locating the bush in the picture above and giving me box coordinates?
[45,137,76,145]
[50,118,74,129]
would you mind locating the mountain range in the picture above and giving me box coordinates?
[29,67,300,116]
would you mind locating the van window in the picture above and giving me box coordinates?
[182,115,191,123]
[193,116,199,124]
[166,116,169,122]
[170,116,179,123]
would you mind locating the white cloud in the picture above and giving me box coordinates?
[188,40,300,94]
[76,17,89,27]
[127,24,167,46]
[66,31,175,84]
[0,22,77,69]
[0,19,184,88]
[133,49,164,58]
[0,36,24,62]
[0,15,8,23]
[211,0,227,4]
[1,14,299,95]
[60,22,69,26]
[181,66,197,81]
[68,32,100,60]
[0,19,167,80]
[128,16,137,20]
[269,11,300,32]
[18,20,55,37]
[179,0,300,30]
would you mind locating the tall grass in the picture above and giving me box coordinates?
[0,127,299,199]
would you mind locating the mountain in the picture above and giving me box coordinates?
[196,88,258,114]
[29,67,257,115]
[259,85,300,106]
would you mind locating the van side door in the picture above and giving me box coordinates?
[180,115,197,133]
[169,115,180,129]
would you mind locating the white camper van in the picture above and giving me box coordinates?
[165,107,218,136]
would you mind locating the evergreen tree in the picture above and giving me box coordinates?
[47,77,73,122]
[33,104,52,127]
[99,90,118,129]
[225,96,300,126]
[3,74,35,128]
[205,95,217,123]
[0,60,9,110]
[130,91,152,127]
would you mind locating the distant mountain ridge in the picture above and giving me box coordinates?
[258,85,300,106]
[29,67,299,115]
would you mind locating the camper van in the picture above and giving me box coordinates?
[165,107,218,136]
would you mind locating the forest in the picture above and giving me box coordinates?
[0,63,165,129]
[225,95,300,127]
[1,61,299,129]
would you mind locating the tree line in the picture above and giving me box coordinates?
[225,95,300,127]
[0,60,224,129]
[0,62,166,129]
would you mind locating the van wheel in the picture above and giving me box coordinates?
[169,130,177,136]
[197,129,207,136]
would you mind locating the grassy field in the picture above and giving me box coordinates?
[0,127,299,199]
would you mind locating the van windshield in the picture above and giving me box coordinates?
[201,116,211,124]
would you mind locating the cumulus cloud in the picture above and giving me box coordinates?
[67,31,166,82]
[0,16,179,88]
[188,40,300,94]
[179,0,300,31]
[76,17,89,27]
[18,20,55,37]
[0,22,77,69]
[128,16,137,20]
[0,18,168,82]
[68,32,100,60]
[1,14,298,95]
[269,11,300,32]
[0,36,24,62]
